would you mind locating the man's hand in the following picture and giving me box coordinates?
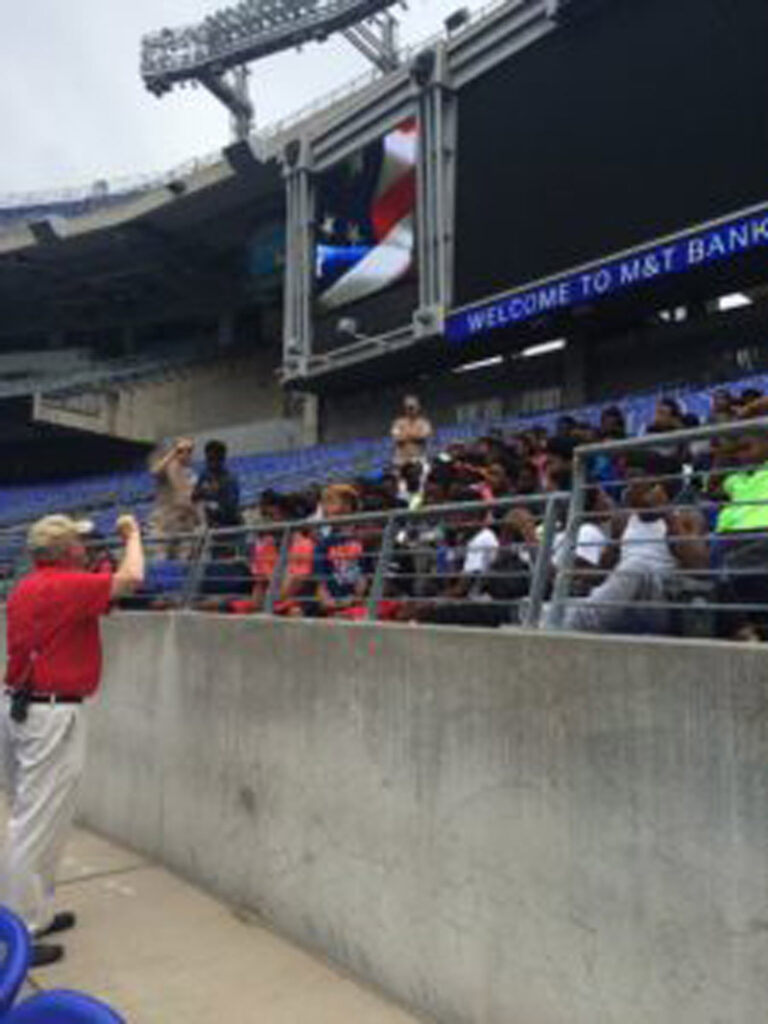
[116,514,140,541]
[111,515,145,598]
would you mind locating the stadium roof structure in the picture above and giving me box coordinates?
[0,0,539,353]
[4,0,766,401]
[0,143,283,345]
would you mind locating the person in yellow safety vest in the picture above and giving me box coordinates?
[713,425,768,639]
[716,430,768,535]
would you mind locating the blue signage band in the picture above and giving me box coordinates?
[445,200,768,344]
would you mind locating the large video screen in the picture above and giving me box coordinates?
[312,118,418,349]
[453,0,768,308]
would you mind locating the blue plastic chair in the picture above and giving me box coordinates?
[0,908,31,1015]
[3,990,125,1023]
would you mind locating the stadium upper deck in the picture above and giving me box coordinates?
[1,0,767,432]
[0,148,283,349]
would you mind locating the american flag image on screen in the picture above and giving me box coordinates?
[315,118,417,310]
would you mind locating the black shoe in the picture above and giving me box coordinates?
[30,943,64,968]
[35,911,77,939]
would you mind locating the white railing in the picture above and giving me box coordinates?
[0,153,223,212]
[257,0,512,142]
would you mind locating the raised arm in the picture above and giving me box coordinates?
[111,515,146,599]
[150,443,180,478]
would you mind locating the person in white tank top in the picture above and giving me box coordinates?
[618,512,677,575]
[562,452,707,633]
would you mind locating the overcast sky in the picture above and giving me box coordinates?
[0,0,486,196]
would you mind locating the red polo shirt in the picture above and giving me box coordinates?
[5,566,113,698]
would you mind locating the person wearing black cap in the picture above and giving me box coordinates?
[193,440,242,530]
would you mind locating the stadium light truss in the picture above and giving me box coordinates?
[141,0,403,138]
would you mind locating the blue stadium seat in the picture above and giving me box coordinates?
[0,907,31,1015]
[0,191,144,230]
[2,990,125,1022]
[1,368,767,533]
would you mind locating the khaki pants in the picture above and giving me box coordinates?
[149,506,201,561]
[0,699,86,933]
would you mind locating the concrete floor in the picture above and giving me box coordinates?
[24,826,422,1024]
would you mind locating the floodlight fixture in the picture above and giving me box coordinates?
[284,139,302,167]
[336,316,367,340]
[410,47,436,88]
[444,8,470,34]
[141,0,403,137]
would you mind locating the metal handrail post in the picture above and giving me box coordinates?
[548,452,587,629]
[367,512,397,620]
[265,526,292,614]
[182,528,211,609]
[573,414,768,460]
[524,492,560,628]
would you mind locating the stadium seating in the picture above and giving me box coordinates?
[0,437,392,531]
[1,367,767,534]
[0,342,216,401]
[2,989,125,1022]
[0,192,145,232]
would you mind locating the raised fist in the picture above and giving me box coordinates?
[115,514,139,540]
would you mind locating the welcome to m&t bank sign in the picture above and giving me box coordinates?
[445,203,768,345]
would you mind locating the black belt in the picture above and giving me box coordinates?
[5,691,83,705]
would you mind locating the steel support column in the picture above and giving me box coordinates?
[279,0,558,387]
[413,42,457,341]
[282,139,314,376]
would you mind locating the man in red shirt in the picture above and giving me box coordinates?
[3,512,144,967]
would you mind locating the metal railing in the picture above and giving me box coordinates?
[548,416,768,641]
[110,493,565,626]
[256,0,513,144]
[0,154,223,214]
[0,493,565,626]
[3,416,768,643]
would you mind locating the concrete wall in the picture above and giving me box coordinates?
[319,356,564,443]
[34,350,301,449]
[185,417,304,457]
[15,616,768,1023]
